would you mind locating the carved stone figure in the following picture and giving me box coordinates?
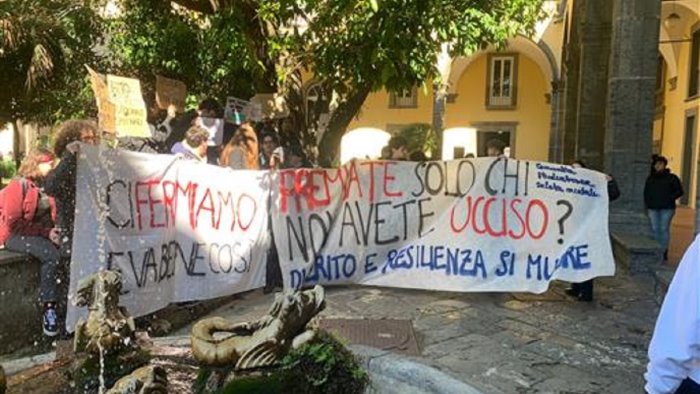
[74,271,136,355]
[192,285,326,369]
[105,365,168,394]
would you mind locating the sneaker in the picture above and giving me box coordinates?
[43,305,58,337]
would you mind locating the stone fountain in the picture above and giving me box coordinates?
[190,285,327,390]
[70,271,163,393]
[2,282,372,394]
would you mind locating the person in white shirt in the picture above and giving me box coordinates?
[645,235,700,394]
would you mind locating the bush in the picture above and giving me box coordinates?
[279,331,369,394]
[0,160,16,180]
[213,331,369,394]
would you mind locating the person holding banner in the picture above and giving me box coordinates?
[387,136,409,161]
[44,120,100,333]
[645,235,700,394]
[219,123,259,170]
[565,160,620,302]
[259,132,281,169]
[0,149,61,336]
[171,126,209,162]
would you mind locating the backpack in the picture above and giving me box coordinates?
[0,177,29,245]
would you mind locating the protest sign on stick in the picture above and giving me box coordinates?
[86,67,151,138]
[155,75,187,112]
[270,158,616,293]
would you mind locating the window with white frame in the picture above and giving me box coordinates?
[487,55,518,108]
[390,87,418,108]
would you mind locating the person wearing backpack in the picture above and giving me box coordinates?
[0,149,61,336]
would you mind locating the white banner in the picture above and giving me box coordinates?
[67,145,270,329]
[271,158,615,293]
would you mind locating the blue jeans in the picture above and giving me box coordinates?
[5,235,62,303]
[648,209,675,250]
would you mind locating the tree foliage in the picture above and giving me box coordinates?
[1,0,546,166]
[170,0,545,165]
[106,0,256,103]
[0,0,103,125]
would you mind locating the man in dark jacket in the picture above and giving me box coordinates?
[644,155,683,261]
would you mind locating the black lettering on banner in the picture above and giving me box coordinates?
[411,162,426,197]
[424,162,445,196]
[455,160,476,197]
[393,199,416,241]
[188,242,206,276]
[418,197,435,237]
[374,201,399,245]
[106,180,131,229]
[339,202,360,247]
[286,216,309,262]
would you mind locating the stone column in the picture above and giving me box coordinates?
[560,0,582,164]
[604,0,661,235]
[572,0,613,170]
[548,80,564,162]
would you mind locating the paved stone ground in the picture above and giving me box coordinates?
[173,272,661,394]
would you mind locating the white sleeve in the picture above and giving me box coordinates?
[645,236,700,394]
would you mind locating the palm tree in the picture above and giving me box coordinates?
[0,0,101,163]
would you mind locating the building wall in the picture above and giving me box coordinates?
[445,53,551,162]
[660,18,700,207]
[347,86,434,131]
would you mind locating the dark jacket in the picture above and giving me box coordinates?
[644,169,684,210]
[44,151,77,252]
[0,178,56,244]
[607,177,620,202]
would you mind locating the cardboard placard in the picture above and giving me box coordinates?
[155,75,187,112]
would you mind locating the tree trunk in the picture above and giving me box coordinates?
[431,82,446,159]
[12,120,21,169]
[317,85,372,168]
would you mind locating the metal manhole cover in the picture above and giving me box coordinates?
[318,318,420,356]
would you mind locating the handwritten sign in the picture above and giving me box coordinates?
[270,158,615,292]
[156,75,187,112]
[86,67,151,138]
[67,145,270,330]
[87,67,116,135]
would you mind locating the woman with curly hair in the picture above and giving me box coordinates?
[219,123,260,170]
[0,149,61,335]
[44,120,99,265]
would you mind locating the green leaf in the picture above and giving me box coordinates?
[369,0,379,12]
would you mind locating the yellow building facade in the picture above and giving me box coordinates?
[344,0,699,206]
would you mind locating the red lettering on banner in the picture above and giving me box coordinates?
[195,188,216,228]
[360,161,379,202]
[526,199,548,239]
[382,162,402,198]
[345,162,362,199]
[237,193,257,230]
[508,199,527,239]
[483,197,506,237]
[449,196,550,241]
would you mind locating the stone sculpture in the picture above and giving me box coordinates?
[192,285,326,369]
[105,365,168,394]
[74,271,136,355]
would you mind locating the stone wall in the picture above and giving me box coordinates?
[0,251,42,355]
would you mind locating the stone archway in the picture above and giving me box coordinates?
[447,35,558,95]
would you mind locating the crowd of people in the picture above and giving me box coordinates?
[0,97,689,348]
